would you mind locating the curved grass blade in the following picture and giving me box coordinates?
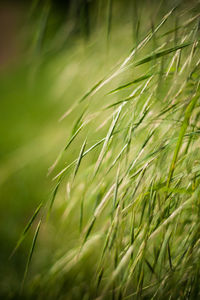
[79,79,104,103]
[134,41,194,67]
[83,217,96,244]
[48,122,85,176]
[21,220,42,293]
[10,202,43,259]
[48,179,61,215]
[71,108,86,136]
[166,93,199,188]
[73,138,87,180]
[64,123,85,151]
[108,74,152,95]
[93,105,122,177]
[105,76,154,110]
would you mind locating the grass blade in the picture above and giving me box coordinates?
[10,202,43,259]
[21,220,42,292]
[93,105,122,177]
[134,41,194,66]
[166,93,199,188]
[73,138,87,180]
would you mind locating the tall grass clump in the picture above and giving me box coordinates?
[12,1,200,299]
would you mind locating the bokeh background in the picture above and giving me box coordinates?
[0,0,199,299]
[0,1,135,297]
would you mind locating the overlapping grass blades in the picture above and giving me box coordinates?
[18,2,200,299]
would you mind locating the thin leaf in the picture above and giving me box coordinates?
[134,41,194,66]
[166,93,199,188]
[73,138,87,180]
[21,220,42,292]
[93,105,122,177]
[108,74,152,94]
[10,202,43,259]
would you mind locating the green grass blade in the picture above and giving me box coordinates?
[108,74,152,94]
[21,220,42,292]
[10,202,43,259]
[73,138,87,180]
[134,41,194,67]
[166,93,199,188]
[93,105,122,177]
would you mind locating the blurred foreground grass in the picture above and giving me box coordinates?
[0,1,200,299]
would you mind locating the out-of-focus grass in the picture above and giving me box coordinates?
[1,1,200,299]
[0,2,135,297]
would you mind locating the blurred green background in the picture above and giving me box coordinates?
[0,0,199,299]
[0,1,135,297]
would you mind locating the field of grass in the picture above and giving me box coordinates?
[0,1,200,299]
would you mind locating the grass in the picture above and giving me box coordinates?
[1,0,200,299]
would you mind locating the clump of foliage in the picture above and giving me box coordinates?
[12,1,200,299]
